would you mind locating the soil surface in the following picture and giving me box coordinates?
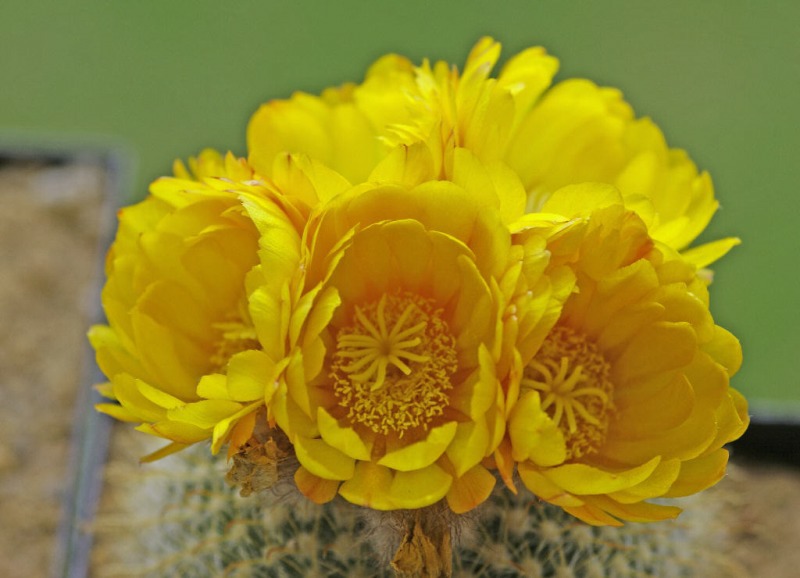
[0,158,106,577]
[725,460,800,577]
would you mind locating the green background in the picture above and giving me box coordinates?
[2,0,798,418]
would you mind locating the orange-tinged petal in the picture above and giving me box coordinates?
[227,411,256,458]
[517,463,584,507]
[561,503,624,527]
[494,438,517,493]
[585,495,682,523]
[210,401,262,453]
[446,464,496,514]
[293,435,356,481]
[295,466,340,504]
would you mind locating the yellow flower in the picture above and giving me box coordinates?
[247,38,733,262]
[247,54,418,185]
[411,39,737,260]
[225,148,565,513]
[90,150,304,460]
[505,184,748,526]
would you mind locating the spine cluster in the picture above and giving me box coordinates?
[92,442,743,578]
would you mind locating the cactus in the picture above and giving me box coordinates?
[91,435,744,578]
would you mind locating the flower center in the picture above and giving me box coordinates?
[522,326,614,459]
[331,292,457,437]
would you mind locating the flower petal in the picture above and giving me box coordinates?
[446,464,496,514]
[517,463,584,507]
[445,419,490,477]
[508,391,566,467]
[294,466,340,504]
[542,456,661,496]
[665,448,729,498]
[317,407,372,461]
[167,399,244,429]
[584,495,682,523]
[387,465,453,509]
[378,422,458,472]
[338,462,396,509]
[226,350,277,402]
[293,435,356,481]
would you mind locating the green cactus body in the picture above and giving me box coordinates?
[92,439,741,578]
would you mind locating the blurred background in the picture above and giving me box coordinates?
[2,1,799,432]
[1,1,798,576]
[2,0,798,419]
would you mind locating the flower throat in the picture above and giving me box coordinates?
[331,292,457,437]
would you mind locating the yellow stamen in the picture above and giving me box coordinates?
[331,292,458,437]
[338,294,432,391]
[522,326,615,459]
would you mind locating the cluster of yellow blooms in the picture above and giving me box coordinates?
[91,38,748,527]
